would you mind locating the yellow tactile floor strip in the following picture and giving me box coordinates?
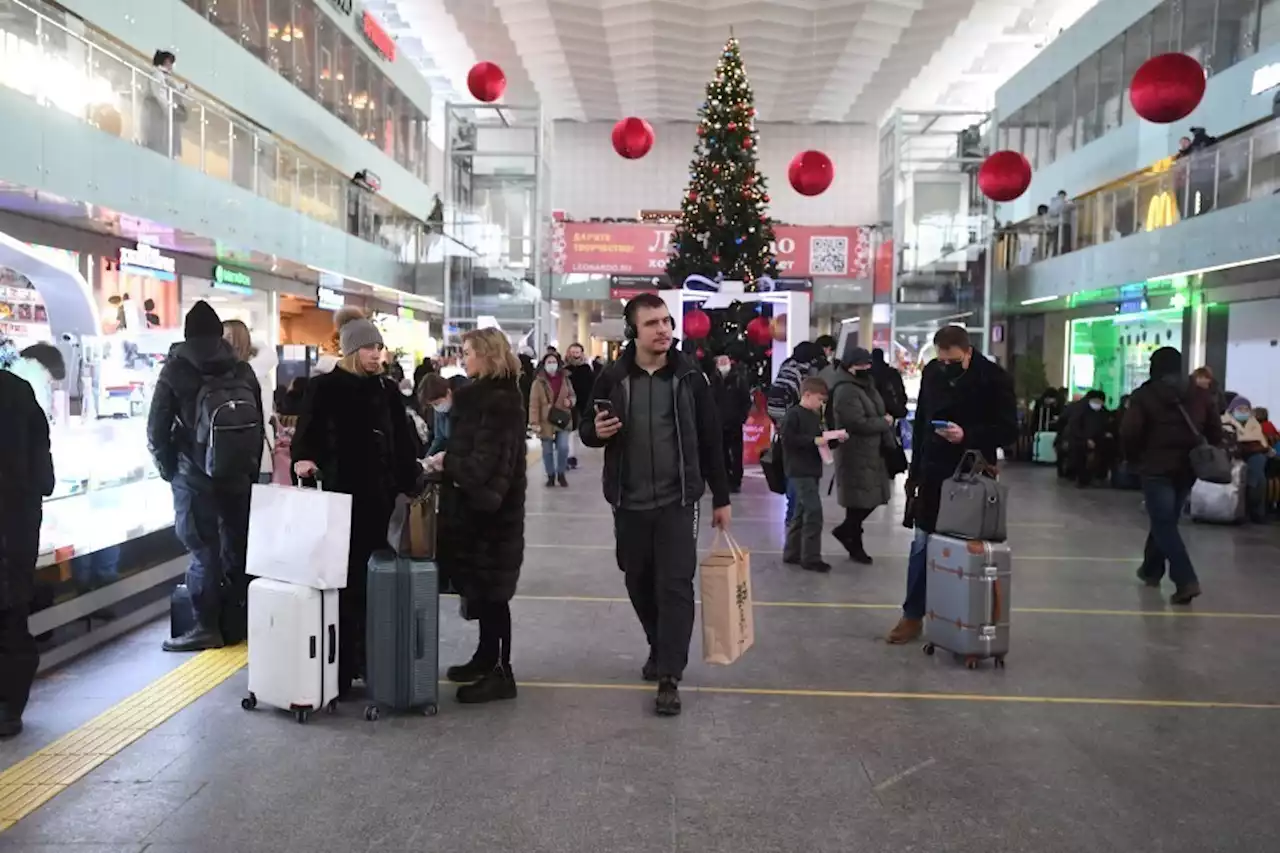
[0,644,247,832]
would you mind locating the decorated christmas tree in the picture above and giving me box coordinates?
[667,37,779,290]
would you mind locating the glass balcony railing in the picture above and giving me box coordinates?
[995,119,1280,272]
[0,0,432,262]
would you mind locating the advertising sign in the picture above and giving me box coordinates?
[119,242,176,280]
[552,222,870,279]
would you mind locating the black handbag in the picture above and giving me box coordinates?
[881,431,909,476]
[548,407,572,431]
[760,436,787,494]
[1176,402,1232,484]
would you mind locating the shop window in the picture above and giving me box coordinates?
[1152,0,1180,55]
[314,11,337,111]
[265,0,295,75]
[352,51,372,140]
[203,0,239,41]
[1098,34,1124,134]
[1214,0,1259,66]
[1075,52,1099,147]
[1053,73,1076,158]
[1123,14,1153,125]
[334,35,356,128]
[1258,0,1280,49]
[1182,0,1216,71]
[383,86,401,161]
[240,0,269,63]
[290,0,315,94]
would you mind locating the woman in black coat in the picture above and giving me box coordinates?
[439,328,527,704]
[291,308,420,697]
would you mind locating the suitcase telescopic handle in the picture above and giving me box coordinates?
[413,609,427,660]
[327,624,336,664]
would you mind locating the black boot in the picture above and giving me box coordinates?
[0,704,22,739]
[641,650,658,683]
[446,657,495,684]
[457,664,518,704]
[655,677,682,717]
[546,475,557,487]
[557,473,568,488]
[162,624,224,653]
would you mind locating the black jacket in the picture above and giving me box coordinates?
[439,376,526,603]
[870,361,909,420]
[781,405,823,479]
[909,353,1018,532]
[568,362,596,417]
[1121,378,1222,480]
[0,370,52,610]
[712,367,754,428]
[146,338,263,483]
[1068,402,1112,442]
[580,345,731,509]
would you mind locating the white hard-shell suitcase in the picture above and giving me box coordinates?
[243,578,339,723]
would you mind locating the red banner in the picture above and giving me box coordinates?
[552,222,870,279]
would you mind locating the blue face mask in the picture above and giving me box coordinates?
[1233,410,1251,423]
[1089,401,1103,411]
[433,400,452,414]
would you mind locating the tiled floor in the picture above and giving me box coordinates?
[2,455,1278,853]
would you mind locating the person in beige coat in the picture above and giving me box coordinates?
[529,352,576,486]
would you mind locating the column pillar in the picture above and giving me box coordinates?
[859,306,874,351]
[576,301,591,351]
[556,301,575,351]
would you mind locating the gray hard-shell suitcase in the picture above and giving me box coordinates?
[364,552,440,720]
[923,533,1012,669]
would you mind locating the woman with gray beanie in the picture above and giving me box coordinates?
[292,307,421,696]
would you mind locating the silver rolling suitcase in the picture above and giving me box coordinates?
[363,552,440,720]
[923,533,1012,669]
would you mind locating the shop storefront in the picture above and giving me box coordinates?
[372,306,437,374]
[1066,307,1184,405]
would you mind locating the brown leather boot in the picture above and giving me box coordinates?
[886,617,923,644]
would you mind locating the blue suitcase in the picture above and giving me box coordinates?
[1031,431,1057,464]
[364,553,440,719]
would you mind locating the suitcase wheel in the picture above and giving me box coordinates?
[325,699,338,714]
[423,704,438,717]
[964,656,980,670]
[241,693,257,711]
[294,709,311,724]
[364,705,380,722]
[994,656,1006,669]
[922,643,936,656]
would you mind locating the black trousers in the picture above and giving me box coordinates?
[474,601,512,667]
[615,502,699,680]
[171,471,250,629]
[723,427,744,488]
[0,502,40,720]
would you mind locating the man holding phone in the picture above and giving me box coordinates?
[887,326,1017,644]
[581,292,731,717]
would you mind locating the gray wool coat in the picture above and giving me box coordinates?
[820,366,892,510]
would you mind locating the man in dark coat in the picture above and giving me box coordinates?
[1067,389,1115,487]
[711,354,753,492]
[1121,346,1221,605]
[147,301,263,652]
[869,348,908,420]
[581,292,731,718]
[565,342,596,470]
[887,326,1018,644]
[0,368,54,737]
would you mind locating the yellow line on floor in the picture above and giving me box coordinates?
[525,544,1143,563]
[0,645,247,833]
[506,594,1280,620]
[524,511,1066,528]
[518,680,1280,711]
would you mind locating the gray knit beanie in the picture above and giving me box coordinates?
[335,307,383,355]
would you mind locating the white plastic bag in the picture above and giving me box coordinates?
[245,483,352,589]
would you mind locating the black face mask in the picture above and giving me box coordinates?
[939,360,965,382]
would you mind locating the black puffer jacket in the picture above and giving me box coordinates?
[1121,377,1221,480]
[909,352,1018,532]
[0,370,53,610]
[439,376,527,603]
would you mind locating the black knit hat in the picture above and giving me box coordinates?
[1149,346,1182,380]
[184,300,223,339]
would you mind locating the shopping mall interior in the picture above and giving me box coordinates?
[0,0,1279,849]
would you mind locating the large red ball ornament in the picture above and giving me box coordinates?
[746,316,772,347]
[788,150,834,197]
[1130,53,1206,124]
[611,117,655,159]
[467,62,506,103]
[684,308,711,340]
[977,150,1033,203]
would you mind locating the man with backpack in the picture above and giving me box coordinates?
[869,348,908,420]
[148,301,264,652]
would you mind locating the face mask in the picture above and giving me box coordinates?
[939,361,965,381]
[1233,410,1251,423]
[544,363,559,376]
[1089,401,1103,411]
[717,364,731,376]
[432,401,452,414]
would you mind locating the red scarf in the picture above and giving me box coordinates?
[547,372,564,400]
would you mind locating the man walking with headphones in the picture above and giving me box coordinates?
[581,292,732,717]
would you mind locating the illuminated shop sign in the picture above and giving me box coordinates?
[119,242,176,280]
[317,286,345,310]
[362,11,396,61]
[213,265,253,293]
[1252,63,1280,95]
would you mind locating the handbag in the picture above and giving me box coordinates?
[548,407,572,431]
[760,435,787,494]
[934,450,1009,542]
[1175,402,1232,484]
[881,431,908,477]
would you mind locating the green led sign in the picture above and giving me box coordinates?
[213,265,253,293]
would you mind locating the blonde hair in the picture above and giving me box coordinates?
[461,328,520,379]
[338,350,383,376]
[222,319,256,362]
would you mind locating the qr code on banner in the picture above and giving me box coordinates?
[809,236,848,275]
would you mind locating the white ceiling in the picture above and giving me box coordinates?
[368,0,1098,124]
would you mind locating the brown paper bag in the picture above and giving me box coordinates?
[700,532,754,665]
[387,487,438,560]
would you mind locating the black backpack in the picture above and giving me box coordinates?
[194,368,261,481]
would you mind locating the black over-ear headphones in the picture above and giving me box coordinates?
[623,299,676,341]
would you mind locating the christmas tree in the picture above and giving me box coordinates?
[667,37,779,290]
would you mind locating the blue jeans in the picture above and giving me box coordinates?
[1139,476,1198,589]
[784,478,797,523]
[1244,453,1269,522]
[542,431,569,477]
[903,527,930,620]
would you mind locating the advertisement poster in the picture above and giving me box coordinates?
[742,389,772,466]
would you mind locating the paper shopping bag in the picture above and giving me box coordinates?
[245,483,352,589]
[387,487,438,559]
[699,532,754,665]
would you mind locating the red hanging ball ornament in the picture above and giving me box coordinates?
[1130,53,1206,124]
[684,309,712,340]
[688,191,698,201]
[727,121,737,131]
[697,124,707,136]
[788,150,835,197]
[695,347,705,359]
[976,150,1033,203]
[467,62,506,103]
[745,316,772,347]
[763,194,770,203]
[712,254,720,264]
[712,165,721,174]
[611,117,655,159]
[742,137,753,149]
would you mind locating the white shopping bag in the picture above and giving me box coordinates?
[245,483,352,589]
